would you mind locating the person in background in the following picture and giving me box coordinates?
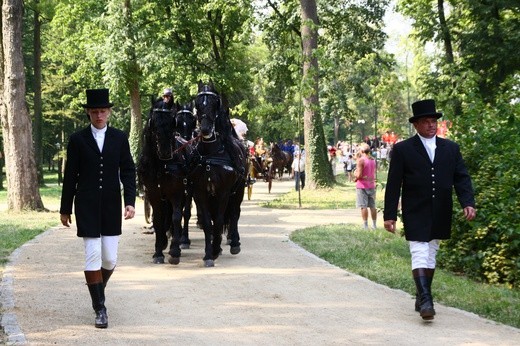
[343,154,355,182]
[154,87,174,109]
[60,88,136,328]
[328,145,337,175]
[383,99,476,321]
[355,143,377,230]
[291,150,306,191]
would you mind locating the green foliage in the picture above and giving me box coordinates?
[439,84,520,287]
[262,172,386,209]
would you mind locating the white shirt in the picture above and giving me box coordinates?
[418,134,436,162]
[91,124,107,152]
[292,156,305,172]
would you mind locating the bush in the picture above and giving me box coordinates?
[439,92,520,287]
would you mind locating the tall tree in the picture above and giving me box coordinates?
[103,0,143,161]
[300,0,333,188]
[1,0,44,210]
[32,0,44,185]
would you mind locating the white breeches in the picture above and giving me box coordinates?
[409,239,440,270]
[83,236,120,271]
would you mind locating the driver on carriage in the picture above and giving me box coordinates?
[153,87,174,110]
[253,137,268,169]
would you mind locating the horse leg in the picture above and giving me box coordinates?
[194,195,216,267]
[168,200,183,265]
[152,201,168,264]
[210,200,229,261]
[180,193,192,249]
[226,191,243,255]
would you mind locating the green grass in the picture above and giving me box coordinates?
[0,172,62,267]
[282,172,520,329]
[262,172,387,209]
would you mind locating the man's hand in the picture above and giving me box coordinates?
[463,206,476,221]
[60,214,71,227]
[384,220,396,234]
[124,205,136,220]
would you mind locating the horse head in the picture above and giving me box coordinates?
[175,101,197,141]
[195,80,221,139]
[149,108,177,160]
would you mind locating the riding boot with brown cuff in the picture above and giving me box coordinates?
[85,270,108,328]
[415,268,435,312]
[412,268,435,320]
[101,267,114,288]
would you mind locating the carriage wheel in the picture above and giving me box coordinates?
[144,193,152,224]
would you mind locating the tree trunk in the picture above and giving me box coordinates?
[299,0,333,189]
[437,0,462,116]
[128,79,142,162]
[123,0,142,162]
[1,0,44,210]
[33,0,44,186]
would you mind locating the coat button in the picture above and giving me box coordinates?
[99,186,102,189]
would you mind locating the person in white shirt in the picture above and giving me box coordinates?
[290,150,306,191]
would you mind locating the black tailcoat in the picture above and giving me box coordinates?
[60,126,136,237]
[383,135,475,241]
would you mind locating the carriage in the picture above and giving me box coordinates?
[137,81,247,267]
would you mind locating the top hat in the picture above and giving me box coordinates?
[82,88,114,108]
[409,99,442,123]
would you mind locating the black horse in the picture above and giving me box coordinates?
[174,102,198,249]
[189,80,247,267]
[137,105,194,264]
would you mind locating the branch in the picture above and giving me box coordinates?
[266,0,301,37]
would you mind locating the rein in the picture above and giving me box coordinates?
[172,133,201,155]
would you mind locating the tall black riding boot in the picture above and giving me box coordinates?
[413,268,436,320]
[415,268,435,312]
[85,270,108,328]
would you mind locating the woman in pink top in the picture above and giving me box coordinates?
[355,143,377,229]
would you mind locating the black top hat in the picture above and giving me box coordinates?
[409,99,443,123]
[82,88,114,108]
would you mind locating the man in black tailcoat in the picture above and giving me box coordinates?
[383,99,476,321]
[60,88,136,328]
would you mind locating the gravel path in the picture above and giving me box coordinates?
[1,179,519,345]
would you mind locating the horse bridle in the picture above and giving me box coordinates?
[195,90,221,140]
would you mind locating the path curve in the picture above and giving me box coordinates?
[1,179,519,345]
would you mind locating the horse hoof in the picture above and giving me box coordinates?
[230,246,241,255]
[204,259,215,267]
[180,243,190,249]
[168,256,180,265]
[153,256,165,264]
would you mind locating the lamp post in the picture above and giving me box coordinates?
[373,105,378,181]
[357,119,366,146]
